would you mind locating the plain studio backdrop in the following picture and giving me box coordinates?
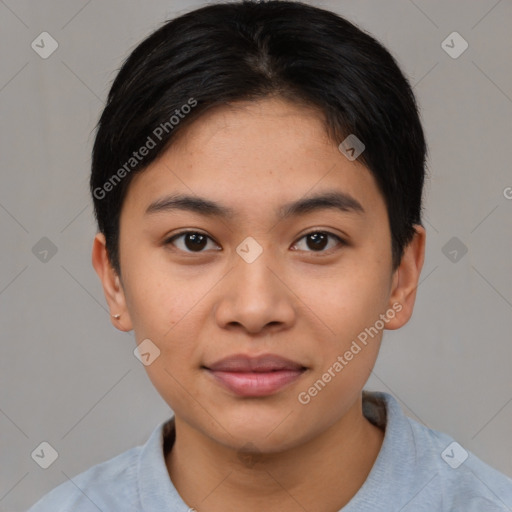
[0,1,511,510]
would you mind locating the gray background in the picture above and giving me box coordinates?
[0,0,511,510]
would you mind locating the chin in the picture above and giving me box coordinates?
[213,408,307,451]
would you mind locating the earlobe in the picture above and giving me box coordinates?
[91,233,133,332]
[385,225,426,330]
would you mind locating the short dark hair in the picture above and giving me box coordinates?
[91,0,426,274]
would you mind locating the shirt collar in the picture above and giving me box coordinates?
[136,391,420,511]
[137,416,188,511]
[342,391,429,511]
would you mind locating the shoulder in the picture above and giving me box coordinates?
[361,391,512,511]
[402,401,512,509]
[27,435,147,512]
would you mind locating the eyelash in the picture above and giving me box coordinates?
[164,230,346,255]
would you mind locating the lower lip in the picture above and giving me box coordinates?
[207,369,304,397]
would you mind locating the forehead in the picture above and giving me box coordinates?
[124,97,385,222]
[171,97,334,160]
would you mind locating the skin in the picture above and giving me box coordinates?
[93,97,425,512]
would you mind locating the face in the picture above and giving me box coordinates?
[94,97,424,454]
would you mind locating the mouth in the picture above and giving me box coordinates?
[203,354,307,397]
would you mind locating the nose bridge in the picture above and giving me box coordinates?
[233,236,280,297]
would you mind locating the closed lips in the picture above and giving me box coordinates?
[204,354,306,372]
[204,354,307,397]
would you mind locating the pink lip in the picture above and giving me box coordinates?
[205,354,306,397]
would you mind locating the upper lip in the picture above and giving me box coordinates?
[205,354,305,372]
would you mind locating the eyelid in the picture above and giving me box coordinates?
[164,229,347,254]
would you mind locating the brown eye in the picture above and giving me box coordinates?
[166,231,220,253]
[292,231,344,253]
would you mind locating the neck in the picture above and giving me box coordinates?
[166,394,384,512]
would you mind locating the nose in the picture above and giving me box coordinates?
[213,247,296,335]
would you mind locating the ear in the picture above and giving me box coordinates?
[91,233,133,331]
[385,225,426,330]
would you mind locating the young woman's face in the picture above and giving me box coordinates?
[113,97,414,452]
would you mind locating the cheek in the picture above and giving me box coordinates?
[296,286,385,423]
[121,253,210,368]
[295,258,391,341]
[121,244,189,335]
[123,267,205,411]
[294,252,391,396]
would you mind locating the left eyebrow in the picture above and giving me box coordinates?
[278,190,365,219]
[145,190,365,219]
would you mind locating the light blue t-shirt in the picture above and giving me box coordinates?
[28,391,512,511]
